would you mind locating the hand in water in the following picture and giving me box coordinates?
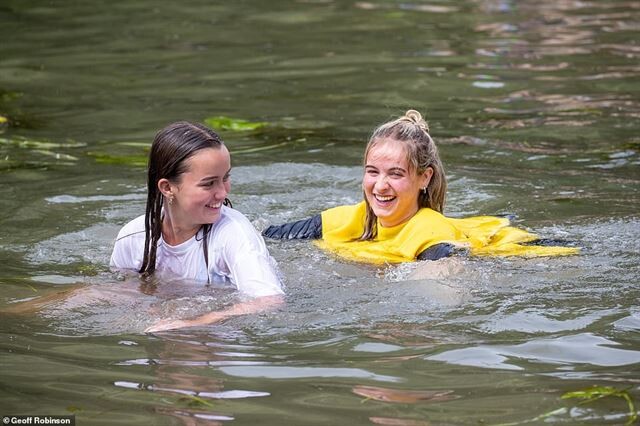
[143,297,281,333]
[144,311,225,333]
[145,319,192,333]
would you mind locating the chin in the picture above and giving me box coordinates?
[372,209,393,222]
[204,212,221,224]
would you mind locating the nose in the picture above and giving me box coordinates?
[215,181,229,200]
[374,174,389,191]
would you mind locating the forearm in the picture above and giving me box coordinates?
[145,294,284,332]
[262,215,322,239]
[189,294,283,326]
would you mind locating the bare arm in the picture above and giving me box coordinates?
[144,294,284,333]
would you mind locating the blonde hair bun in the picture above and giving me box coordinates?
[398,109,429,133]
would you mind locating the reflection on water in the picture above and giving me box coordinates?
[1,0,639,424]
[428,333,640,371]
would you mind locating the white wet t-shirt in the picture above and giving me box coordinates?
[110,206,284,297]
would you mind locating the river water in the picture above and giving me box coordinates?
[1,0,639,424]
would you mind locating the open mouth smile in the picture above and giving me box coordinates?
[206,201,222,209]
[374,194,396,203]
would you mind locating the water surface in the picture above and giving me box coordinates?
[1,0,639,424]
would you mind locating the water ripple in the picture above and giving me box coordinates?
[427,333,640,370]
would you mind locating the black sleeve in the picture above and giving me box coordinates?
[417,243,456,261]
[262,214,322,240]
[521,238,576,247]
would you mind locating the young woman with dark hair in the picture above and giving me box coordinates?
[111,121,283,332]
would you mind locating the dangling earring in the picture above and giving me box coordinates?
[421,187,427,194]
[168,195,174,205]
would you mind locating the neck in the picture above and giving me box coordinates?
[161,210,201,246]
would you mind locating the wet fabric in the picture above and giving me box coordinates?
[111,206,284,296]
[263,214,454,261]
[263,215,322,239]
[317,202,579,264]
[417,242,456,261]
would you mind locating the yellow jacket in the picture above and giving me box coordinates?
[316,202,579,264]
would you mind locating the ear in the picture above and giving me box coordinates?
[157,178,173,198]
[420,167,434,189]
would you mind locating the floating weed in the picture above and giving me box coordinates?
[86,141,150,167]
[178,394,215,409]
[562,385,637,425]
[0,158,54,171]
[0,136,86,150]
[32,149,79,161]
[76,264,105,277]
[117,142,151,148]
[384,11,407,19]
[204,116,267,132]
[231,141,289,155]
[492,408,569,426]
[491,385,638,426]
[87,152,147,167]
[0,137,81,169]
[0,89,22,102]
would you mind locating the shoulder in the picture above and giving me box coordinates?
[216,206,255,231]
[412,208,457,229]
[415,207,447,220]
[111,214,146,270]
[321,202,367,237]
[212,207,264,246]
[115,214,146,242]
[322,202,366,218]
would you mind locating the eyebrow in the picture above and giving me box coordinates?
[199,167,232,183]
[388,167,407,173]
[366,165,407,174]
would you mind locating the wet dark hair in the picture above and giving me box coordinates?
[361,109,447,240]
[139,121,231,277]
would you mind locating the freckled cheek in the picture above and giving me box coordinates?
[362,176,375,192]
[393,179,412,193]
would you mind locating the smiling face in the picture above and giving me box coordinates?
[363,138,432,228]
[162,146,231,231]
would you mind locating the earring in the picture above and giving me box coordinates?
[421,187,427,194]
[168,195,174,205]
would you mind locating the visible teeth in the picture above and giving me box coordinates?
[207,202,222,208]
[375,194,395,202]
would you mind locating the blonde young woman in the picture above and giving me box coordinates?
[263,110,577,264]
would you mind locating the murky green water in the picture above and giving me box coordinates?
[1,0,639,424]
